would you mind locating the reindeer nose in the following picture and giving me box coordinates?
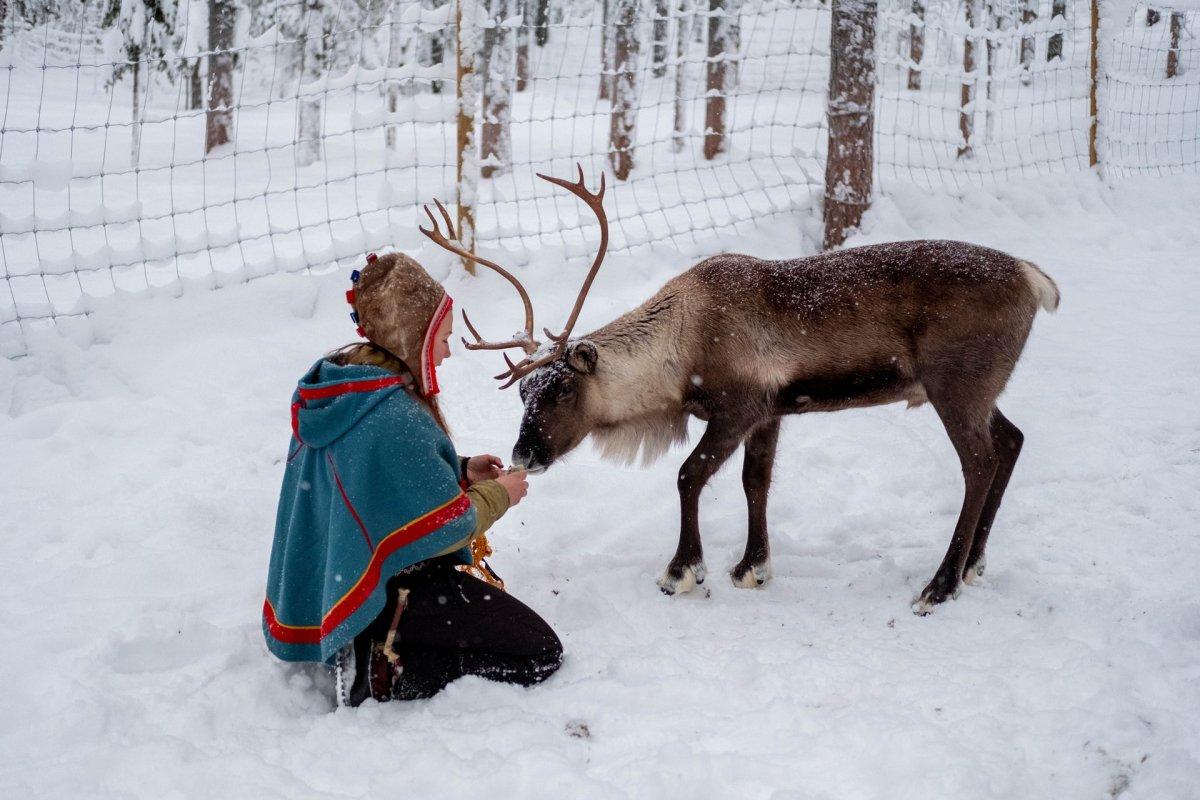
[511,446,532,470]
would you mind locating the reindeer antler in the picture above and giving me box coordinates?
[419,164,609,389]
[535,164,608,347]
[418,198,539,358]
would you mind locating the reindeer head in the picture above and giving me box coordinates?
[419,165,609,473]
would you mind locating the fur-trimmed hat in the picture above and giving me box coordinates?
[348,252,453,397]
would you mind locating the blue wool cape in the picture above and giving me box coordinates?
[263,359,474,663]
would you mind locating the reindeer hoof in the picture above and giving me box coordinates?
[657,562,707,596]
[962,556,987,586]
[911,574,962,615]
[731,560,771,588]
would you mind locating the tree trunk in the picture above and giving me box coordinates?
[205,0,235,153]
[1019,0,1036,85]
[385,3,406,149]
[428,0,449,94]
[703,0,731,160]
[1047,0,1066,61]
[131,58,142,167]
[673,0,688,152]
[516,0,530,91]
[652,0,669,78]
[985,0,1001,141]
[599,0,613,101]
[822,0,876,250]
[907,0,923,90]
[480,0,515,178]
[455,0,478,271]
[1166,11,1183,78]
[535,0,549,46]
[188,59,203,110]
[609,0,638,179]
[728,0,741,86]
[958,0,978,158]
[296,0,325,167]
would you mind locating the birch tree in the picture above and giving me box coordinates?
[516,0,531,91]
[384,0,412,149]
[652,0,669,78]
[609,0,638,179]
[534,0,549,46]
[480,0,515,178]
[1018,0,1036,84]
[295,1,329,166]
[1047,0,1066,61]
[907,0,923,90]
[599,0,614,101]
[101,0,177,167]
[673,0,690,152]
[205,0,236,153]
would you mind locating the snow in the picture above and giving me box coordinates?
[2,171,1199,798]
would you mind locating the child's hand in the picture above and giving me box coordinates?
[495,470,529,507]
[466,454,504,484]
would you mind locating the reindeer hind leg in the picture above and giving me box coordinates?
[913,396,999,615]
[731,418,781,588]
[963,409,1024,585]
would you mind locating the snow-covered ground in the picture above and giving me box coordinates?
[2,172,1199,798]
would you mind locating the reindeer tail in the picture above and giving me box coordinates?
[1019,260,1060,313]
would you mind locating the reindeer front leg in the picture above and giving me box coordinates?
[659,415,755,595]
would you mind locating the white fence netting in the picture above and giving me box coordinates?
[1,0,1196,357]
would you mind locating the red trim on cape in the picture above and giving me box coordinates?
[290,401,304,444]
[293,377,403,443]
[262,491,472,646]
[326,452,374,552]
[297,376,404,402]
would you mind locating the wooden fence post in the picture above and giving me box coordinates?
[456,0,477,273]
[823,0,877,250]
[1089,0,1099,168]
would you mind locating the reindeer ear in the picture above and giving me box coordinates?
[566,341,598,375]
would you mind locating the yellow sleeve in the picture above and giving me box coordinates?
[466,480,510,537]
[431,480,511,558]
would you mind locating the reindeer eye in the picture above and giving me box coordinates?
[557,382,576,401]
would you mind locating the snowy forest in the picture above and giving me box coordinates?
[1,0,1195,355]
[1,1,1199,798]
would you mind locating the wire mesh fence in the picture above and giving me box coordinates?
[1103,3,1199,177]
[875,0,1097,188]
[0,0,1196,357]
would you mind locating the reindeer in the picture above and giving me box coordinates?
[419,166,1059,613]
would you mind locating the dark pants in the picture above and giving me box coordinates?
[351,557,562,702]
